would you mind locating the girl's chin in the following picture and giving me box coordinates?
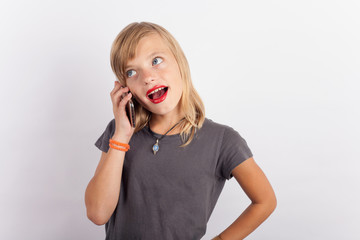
[137,96,182,116]
[148,108,174,116]
[145,103,178,116]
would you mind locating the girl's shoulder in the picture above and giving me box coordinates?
[197,118,246,144]
[201,117,238,134]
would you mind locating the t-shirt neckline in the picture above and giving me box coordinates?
[144,125,181,140]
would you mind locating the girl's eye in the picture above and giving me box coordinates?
[152,57,163,66]
[126,70,136,78]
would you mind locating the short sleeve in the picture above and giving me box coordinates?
[218,126,253,180]
[94,119,116,153]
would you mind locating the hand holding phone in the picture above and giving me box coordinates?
[111,81,136,142]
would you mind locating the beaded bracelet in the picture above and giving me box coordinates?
[109,139,130,152]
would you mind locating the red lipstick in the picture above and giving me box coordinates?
[146,85,168,104]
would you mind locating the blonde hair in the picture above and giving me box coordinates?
[110,22,205,146]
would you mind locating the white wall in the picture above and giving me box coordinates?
[1,0,359,239]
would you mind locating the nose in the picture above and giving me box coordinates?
[141,68,156,85]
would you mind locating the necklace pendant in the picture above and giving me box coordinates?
[152,139,159,155]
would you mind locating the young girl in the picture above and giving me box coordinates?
[85,22,276,240]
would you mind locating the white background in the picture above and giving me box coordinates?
[1,0,359,239]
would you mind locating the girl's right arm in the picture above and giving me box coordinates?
[85,81,134,225]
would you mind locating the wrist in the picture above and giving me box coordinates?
[111,134,131,144]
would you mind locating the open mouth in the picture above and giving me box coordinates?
[147,86,168,102]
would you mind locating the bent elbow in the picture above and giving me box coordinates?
[271,200,277,215]
[267,194,277,214]
[255,193,277,216]
[87,209,109,226]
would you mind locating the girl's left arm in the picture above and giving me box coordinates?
[212,157,277,240]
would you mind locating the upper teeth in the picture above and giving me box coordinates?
[148,87,165,96]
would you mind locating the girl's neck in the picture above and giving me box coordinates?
[149,113,185,135]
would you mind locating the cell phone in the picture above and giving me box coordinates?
[125,96,136,128]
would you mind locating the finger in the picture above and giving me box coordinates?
[110,86,129,103]
[112,88,129,104]
[112,91,131,115]
[117,94,132,115]
[111,80,126,93]
[113,93,131,118]
[110,83,125,96]
[119,92,132,107]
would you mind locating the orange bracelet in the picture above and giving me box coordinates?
[109,139,130,150]
[109,143,129,152]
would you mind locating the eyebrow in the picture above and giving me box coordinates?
[125,51,167,70]
[148,51,166,59]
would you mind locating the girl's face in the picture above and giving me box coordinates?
[125,33,183,118]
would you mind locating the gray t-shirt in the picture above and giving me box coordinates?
[94,118,253,240]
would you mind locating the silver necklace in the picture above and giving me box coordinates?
[149,117,185,155]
